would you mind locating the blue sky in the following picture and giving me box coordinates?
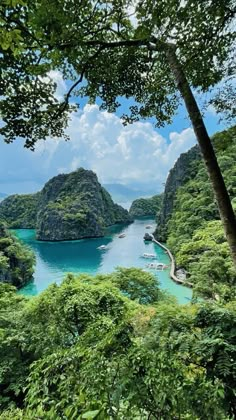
[0,70,227,196]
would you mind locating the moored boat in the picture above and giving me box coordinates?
[97,245,107,250]
[118,233,126,238]
[141,253,157,259]
[146,262,168,270]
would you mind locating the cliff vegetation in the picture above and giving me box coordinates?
[155,146,201,241]
[0,193,40,228]
[156,126,236,300]
[129,194,163,218]
[0,222,35,288]
[0,169,132,241]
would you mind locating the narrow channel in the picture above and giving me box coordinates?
[15,218,192,303]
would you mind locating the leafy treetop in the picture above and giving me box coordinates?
[0,0,235,147]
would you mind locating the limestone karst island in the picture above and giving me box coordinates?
[0,1,235,419]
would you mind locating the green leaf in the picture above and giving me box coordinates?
[81,410,100,419]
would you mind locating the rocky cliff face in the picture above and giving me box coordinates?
[0,169,132,241]
[155,145,201,241]
[129,195,163,218]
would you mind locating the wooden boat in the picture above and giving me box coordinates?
[141,253,156,259]
[146,262,168,270]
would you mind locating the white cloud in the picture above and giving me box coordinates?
[39,70,67,100]
[29,69,196,190]
[206,104,217,116]
[65,104,196,187]
[0,103,197,194]
[127,3,138,28]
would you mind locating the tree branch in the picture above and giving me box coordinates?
[53,46,106,118]
[57,37,149,51]
[53,37,175,120]
[84,38,149,48]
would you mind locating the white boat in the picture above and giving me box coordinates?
[97,245,107,250]
[118,233,126,238]
[146,262,168,270]
[141,253,157,259]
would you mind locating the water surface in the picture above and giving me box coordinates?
[15,218,192,303]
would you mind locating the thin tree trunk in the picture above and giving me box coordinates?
[165,46,236,268]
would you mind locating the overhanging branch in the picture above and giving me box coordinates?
[53,46,106,118]
[54,37,177,119]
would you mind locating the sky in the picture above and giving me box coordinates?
[0,70,227,197]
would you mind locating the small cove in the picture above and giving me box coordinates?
[15,218,192,303]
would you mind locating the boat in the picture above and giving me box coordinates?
[118,233,126,238]
[97,245,107,250]
[146,262,168,270]
[145,225,152,229]
[141,253,157,259]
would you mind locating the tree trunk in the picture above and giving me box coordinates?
[166,46,236,268]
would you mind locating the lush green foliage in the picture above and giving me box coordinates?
[36,169,131,241]
[89,267,165,305]
[0,0,235,146]
[0,1,26,54]
[1,3,236,418]
[129,194,163,218]
[155,145,201,241]
[0,169,131,240]
[0,222,35,287]
[0,193,39,228]
[166,126,236,300]
[0,270,235,419]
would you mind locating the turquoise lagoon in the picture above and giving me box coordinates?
[16,218,192,303]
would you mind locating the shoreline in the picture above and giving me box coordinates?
[152,238,193,289]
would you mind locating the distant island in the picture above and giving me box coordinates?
[0,169,132,241]
[104,183,160,203]
[129,195,163,218]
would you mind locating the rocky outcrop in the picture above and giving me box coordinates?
[129,194,163,218]
[0,169,132,241]
[144,232,153,241]
[155,145,201,241]
[36,169,132,241]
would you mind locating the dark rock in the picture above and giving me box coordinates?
[144,232,153,241]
